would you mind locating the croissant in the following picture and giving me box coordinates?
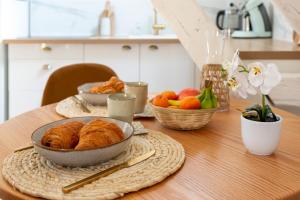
[75,119,124,150]
[41,121,85,149]
[89,76,124,94]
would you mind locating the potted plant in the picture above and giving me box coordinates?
[222,50,282,155]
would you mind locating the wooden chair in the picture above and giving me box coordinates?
[41,63,117,106]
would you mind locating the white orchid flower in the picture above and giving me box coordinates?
[223,49,257,99]
[248,62,264,87]
[227,72,256,99]
[247,62,281,95]
[260,63,282,94]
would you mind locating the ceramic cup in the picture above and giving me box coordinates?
[107,93,136,123]
[125,82,148,114]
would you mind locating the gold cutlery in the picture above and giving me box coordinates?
[14,145,34,153]
[62,150,156,194]
[71,96,91,113]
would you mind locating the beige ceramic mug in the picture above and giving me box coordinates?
[125,82,148,114]
[107,93,136,123]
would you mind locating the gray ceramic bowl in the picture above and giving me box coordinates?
[31,117,133,167]
[77,82,109,106]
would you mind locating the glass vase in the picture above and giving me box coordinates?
[201,30,230,111]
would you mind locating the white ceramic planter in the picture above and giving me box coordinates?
[241,115,283,156]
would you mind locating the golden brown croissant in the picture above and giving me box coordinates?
[41,121,85,149]
[75,119,124,150]
[89,76,124,94]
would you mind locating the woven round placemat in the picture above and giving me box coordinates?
[2,131,185,200]
[56,96,154,119]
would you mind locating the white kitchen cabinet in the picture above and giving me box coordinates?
[140,43,195,93]
[8,59,82,118]
[8,43,84,118]
[84,44,139,82]
[9,90,43,117]
[9,59,83,91]
[9,44,84,60]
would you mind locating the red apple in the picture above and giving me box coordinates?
[178,88,200,100]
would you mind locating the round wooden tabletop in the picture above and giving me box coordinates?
[0,99,300,200]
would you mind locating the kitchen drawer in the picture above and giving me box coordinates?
[84,44,139,82]
[9,59,82,90]
[140,43,195,93]
[9,44,84,60]
[9,90,43,118]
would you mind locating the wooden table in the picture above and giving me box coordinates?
[0,99,300,200]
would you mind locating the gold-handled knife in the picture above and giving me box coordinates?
[62,150,156,194]
[14,145,34,153]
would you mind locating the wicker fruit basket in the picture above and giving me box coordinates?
[150,101,218,130]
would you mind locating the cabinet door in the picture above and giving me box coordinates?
[85,44,139,82]
[8,59,82,118]
[9,90,43,118]
[9,59,82,90]
[140,43,195,93]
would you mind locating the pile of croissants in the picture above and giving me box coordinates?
[89,76,124,94]
[41,119,124,150]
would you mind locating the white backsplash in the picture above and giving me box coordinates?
[0,0,294,41]
[30,0,173,37]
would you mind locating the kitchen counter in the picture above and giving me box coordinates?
[3,35,179,44]
[3,36,300,60]
[232,39,300,60]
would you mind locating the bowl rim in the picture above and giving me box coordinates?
[149,99,219,113]
[31,116,134,152]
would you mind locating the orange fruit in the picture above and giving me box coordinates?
[179,96,201,109]
[161,91,178,100]
[152,95,169,107]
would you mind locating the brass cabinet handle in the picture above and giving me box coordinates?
[148,45,159,50]
[42,64,52,70]
[122,45,132,50]
[41,43,52,51]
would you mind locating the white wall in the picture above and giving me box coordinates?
[1,0,28,38]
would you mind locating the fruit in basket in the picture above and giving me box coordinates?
[161,91,178,100]
[168,97,201,109]
[198,81,217,109]
[152,95,169,107]
[178,88,200,100]
[168,100,181,106]
[179,96,201,109]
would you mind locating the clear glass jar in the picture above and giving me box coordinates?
[201,30,230,111]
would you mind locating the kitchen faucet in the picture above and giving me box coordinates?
[152,9,165,35]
